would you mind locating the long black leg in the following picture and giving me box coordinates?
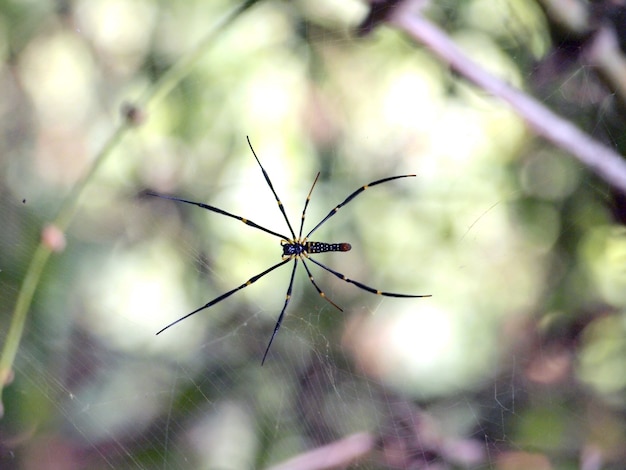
[307,257,431,299]
[147,192,289,240]
[299,172,320,239]
[301,259,342,312]
[305,174,416,238]
[156,258,292,335]
[261,259,299,365]
[247,136,297,239]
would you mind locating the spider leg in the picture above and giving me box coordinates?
[247,136,297,239]
[307,256,431,298]
[147,192,289,240]
[156,258,291,335]
[298,172,320,239]
[305,174,416,238]
[261,259,299,365]
[301,258,342,312]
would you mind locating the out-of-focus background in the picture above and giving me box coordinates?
[1,0,625,468]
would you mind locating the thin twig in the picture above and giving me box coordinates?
[0,0,261,413]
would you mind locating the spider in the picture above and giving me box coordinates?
[149,137,430,364]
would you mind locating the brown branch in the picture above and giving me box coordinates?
[267,433,375,470]
[384,0,626,194]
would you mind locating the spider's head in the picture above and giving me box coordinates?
[281,240,305,258]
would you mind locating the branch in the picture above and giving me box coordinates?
[384,1,626,194]
[267,433,375,470]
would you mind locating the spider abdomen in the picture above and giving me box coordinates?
[306,242,352,254]
[281,241,352,257]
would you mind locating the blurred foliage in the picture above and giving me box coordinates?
[0,0,626,469]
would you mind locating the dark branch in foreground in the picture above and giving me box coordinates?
[361,0,626,194]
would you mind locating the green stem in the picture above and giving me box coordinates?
[0,0,260,413]
[145,0,262,110]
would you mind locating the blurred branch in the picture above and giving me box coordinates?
[267,406,485,470]
[384,0,626,194]
[0,125,128,416]
[0,0,261,416]
[538,0,626,111]
[267,433,375,470]
[585,25,626,109]
[536,0,591,34]
[142,0,261,110]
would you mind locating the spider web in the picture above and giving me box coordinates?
[1,0,624,469]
